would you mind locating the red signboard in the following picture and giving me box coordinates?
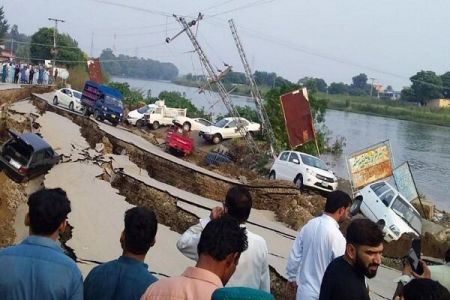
[87,58,103,84]
[280,88,315,148]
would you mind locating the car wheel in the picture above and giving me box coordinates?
[350,197,362,216]
[183,122,191,131]
[69,102,74,111]
[294,174,303,189]
[93,110,100,120]
[112,122,119,127]
[269,171,276,180]
[136,119,144,128]
[152,121,160,130]
[53,96,58,105]
[212,134,222,144]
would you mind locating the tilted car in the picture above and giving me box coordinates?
[199,117,260,144]
[126,104,156,126]
[269,151,338,192]
[350,180,422,241]
[0,130,59,182]
[53,88,83,112]
[173,116,212,131]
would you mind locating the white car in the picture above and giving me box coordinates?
[351,181,422,241]
[126,104,156,126]
[269,151,338,192]
[53,88,83,112]
[173,116,212,131]
[199,117,260,144]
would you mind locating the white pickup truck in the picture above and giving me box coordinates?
[143,100,187,130]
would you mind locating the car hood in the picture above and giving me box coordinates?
[308,165,336,180]
[199,125,222,134]
[127,110,143,119]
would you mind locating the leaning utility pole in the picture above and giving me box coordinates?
[369,77,376,98]
[166,13,258,152]
[48,17,65,68]
[228,19,277,157]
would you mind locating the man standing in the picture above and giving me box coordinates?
[285,190,351,300]
[141,215,248,300]
[177,186,270,291]
[0,188,83,300]
[84,207,159,300]
[319,218,384,300]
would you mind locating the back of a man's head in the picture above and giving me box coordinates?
[324,190,352,214]
[197,215,248,261]
[123,207,158,255]
[224,186,252,223]
[27,188,71,236]
[403,279,450,300]
[346,218,384,246]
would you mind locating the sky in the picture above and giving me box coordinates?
[2,0,450,90]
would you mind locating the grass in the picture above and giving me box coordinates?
[319,92,450,127]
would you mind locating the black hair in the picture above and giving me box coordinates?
[324,190,352,213]
[27,188,71,235]
[445,246,450,263]
[403,279,450,300]
[123,207,158,255]
[197,215,248,261]
[224,186,252,223]
[346,218,384,247]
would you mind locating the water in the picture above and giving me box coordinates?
[118,78,450,211]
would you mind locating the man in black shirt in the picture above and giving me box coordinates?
[319,218,384,300]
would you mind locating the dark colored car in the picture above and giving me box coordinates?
[0,130,59,182]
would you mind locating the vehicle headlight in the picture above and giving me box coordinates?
[103,107,107,111]
[120,113,123,117]
[389,224,400,236]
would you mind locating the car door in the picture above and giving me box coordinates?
[286,152,301,181]
[222,120,237,139]
[28,150,45,177]
[274,151,290,179]
[61,89,71,106]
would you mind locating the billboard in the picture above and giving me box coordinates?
[87,58,103,84]
[347,142,393,190]
[280,88,315,148]
[393,162,418,202]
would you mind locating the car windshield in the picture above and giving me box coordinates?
[137,106,150,114]
[391,196,422,234]
[105,95,123,108]
[214,118,229,128]
[300,154,328,171]
[73,91,82,99]
[3,139,33,165]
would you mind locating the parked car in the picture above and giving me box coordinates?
[173,116,212,131]
[0,130,59,182]
[53,88,83,112]
[269,151,338,192]
[199,117,260,144]
[126,104,156,126]
[350,180,422,241]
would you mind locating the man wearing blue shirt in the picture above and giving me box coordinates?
[0,188,83,300]
[84,207,159,300]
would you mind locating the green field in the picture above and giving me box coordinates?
[318,92,450,127]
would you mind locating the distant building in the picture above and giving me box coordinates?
[379,90,401,101]
[426,98,450,108]
[0,45,14,61]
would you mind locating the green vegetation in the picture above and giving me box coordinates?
[320,92,450,126]
[157,91,210,118]
[0,7,8,40]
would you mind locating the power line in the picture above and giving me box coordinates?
[88,0,173,17]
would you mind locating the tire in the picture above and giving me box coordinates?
[269,171,276,180]
[212,134,222,144]
[53,96,58,105]
[294,174,303,189]
[112,122,119,127]
[350,197,362,216]
[152,121,160,130]
[183,122,191,131]
[69,102,74,111]
[136,119,144,128]
[94,110,100,120]
[83,106,90,116]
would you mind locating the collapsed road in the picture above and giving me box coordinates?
[0,87,448,299]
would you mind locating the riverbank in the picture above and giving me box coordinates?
[319,92,450,127]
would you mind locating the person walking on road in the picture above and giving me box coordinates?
[285,190,352,300]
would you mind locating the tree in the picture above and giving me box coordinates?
[352,73,368,90]
[328,82,348,94]
[410,71,443,104]
[0,7,8,40]
[386,85,394,92]
[440,72,450,98]
[297,77,327,93]
[400,87,415,102]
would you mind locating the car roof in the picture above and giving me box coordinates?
[15,132,52,151]
[282,150,318,158]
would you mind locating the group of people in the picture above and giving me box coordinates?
[1,61,54,85]
[0,186,448,300]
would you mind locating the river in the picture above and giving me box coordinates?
[114,77,450,211]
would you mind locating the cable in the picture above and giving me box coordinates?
[88,0,173,17]
[207,0,275,17]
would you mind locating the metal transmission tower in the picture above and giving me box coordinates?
[166,14,258,152]
[228,19,277,157]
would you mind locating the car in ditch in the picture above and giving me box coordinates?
[350,180,422,241]
[0,130,59,182]
[269,150,338,192]
[198,117,260,144]
[126,104,156,126]
[53,88,83,112]
[173,116,212,131]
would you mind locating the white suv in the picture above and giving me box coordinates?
[269,151,338,192]
[351,181,422,241]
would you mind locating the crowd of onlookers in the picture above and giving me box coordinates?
[0,186,448,300]
[1,61,56,85]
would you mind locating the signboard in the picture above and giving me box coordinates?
[87,58,103,84]
[280,88,315,148]
[393,162,418,202]
[347,142,393,190]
